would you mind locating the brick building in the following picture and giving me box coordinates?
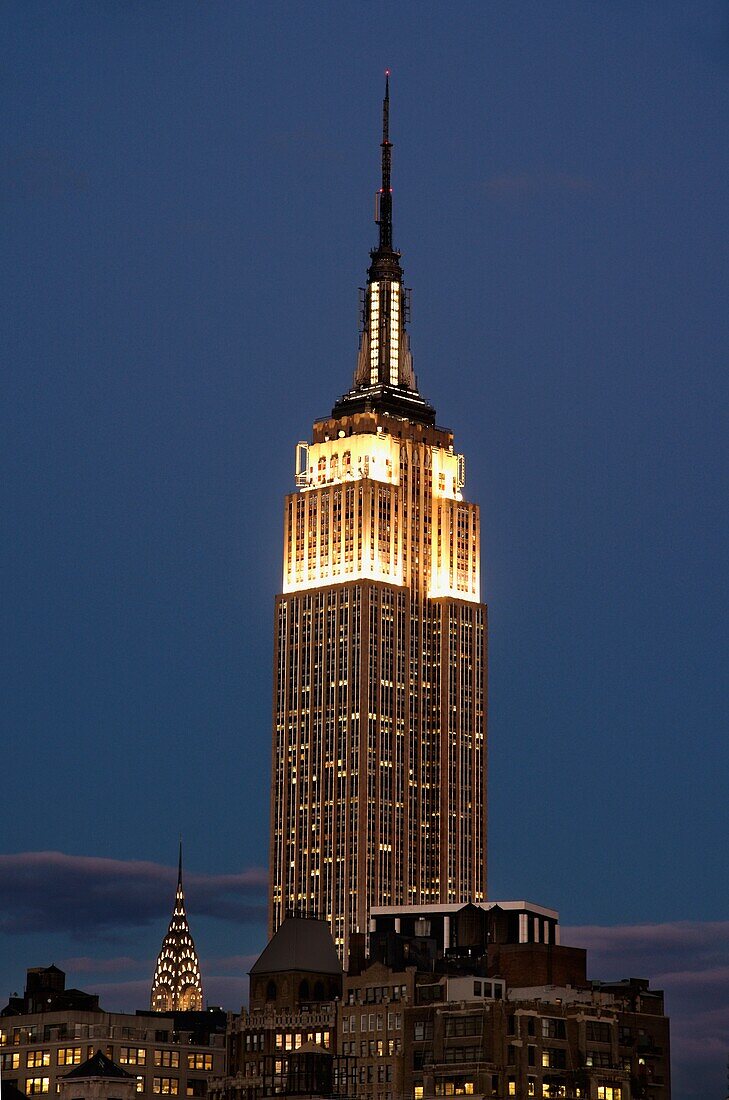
[209,902,669,1100]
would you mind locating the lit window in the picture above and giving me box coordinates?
[26,1079,49,1094]
[120,1048,146,1066]
[27,1052,50,1069]
[187,1055,212,1071]
[153,1078,179,1095]
[57,1049,82,1066]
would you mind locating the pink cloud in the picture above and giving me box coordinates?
[564,920,729,1100]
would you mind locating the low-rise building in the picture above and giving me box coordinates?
[1,967,226,1100]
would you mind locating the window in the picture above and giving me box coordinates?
[508,1081,516,1098]
[27,1052,50,1068]
[414,1088,423,1100]
[153,1079,179,1095]
[587,1021,612,1044]
[120,1049,146,1066]
[413,1021,434,1042]
[542,1049,566,1069]
[186,1082,207,1097]
[542,1018,566,1040]
[443,1047,480,1064]
[57,1049,82,1066]
[136,1077,144,1094]
[527,1079,536,1097]
[586,1050,613,1067]
[187,1055,212,1071]
[597,1089,621,1100]
[155,1051,180,1068]
[434,1081,475,1097]
[26,1079,50,1094]
[2,1053,20,1070]
[444,1015,480,1038]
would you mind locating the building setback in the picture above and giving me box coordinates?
[269,75,487,961]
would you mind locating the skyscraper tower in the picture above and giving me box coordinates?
[150,844,204,1011]
[269,76,487,958]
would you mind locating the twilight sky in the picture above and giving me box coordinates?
[2,3,728,1097]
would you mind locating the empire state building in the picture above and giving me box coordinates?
[269,77,487,957]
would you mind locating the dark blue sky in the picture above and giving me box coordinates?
[2,4,728,1096]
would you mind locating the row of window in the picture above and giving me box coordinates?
[273,1030,330,1051]
[346,983,409,1005]
[341,1012,402,1033]
[17,1078,208,1097]
[3,1049,212,1071]
[339,1039,402,1057]
[414,1081,474,1098]
[506,1082,623,1100]
[1,1028,186,1047]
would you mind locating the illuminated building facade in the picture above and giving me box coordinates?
[150,846,204,1012]
[269,77,487,957]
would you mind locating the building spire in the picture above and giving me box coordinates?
[378,70,393,252]
[332,72,435,424]
[150,844,203,1012]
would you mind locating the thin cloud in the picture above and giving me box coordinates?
[58,956,149,975]
[0,852,267,938]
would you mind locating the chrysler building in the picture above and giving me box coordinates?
[269,76,487,958]
[151,844,204,1011]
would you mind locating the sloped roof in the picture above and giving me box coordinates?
[64,1050,132,1079]
[250,917,342,977]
